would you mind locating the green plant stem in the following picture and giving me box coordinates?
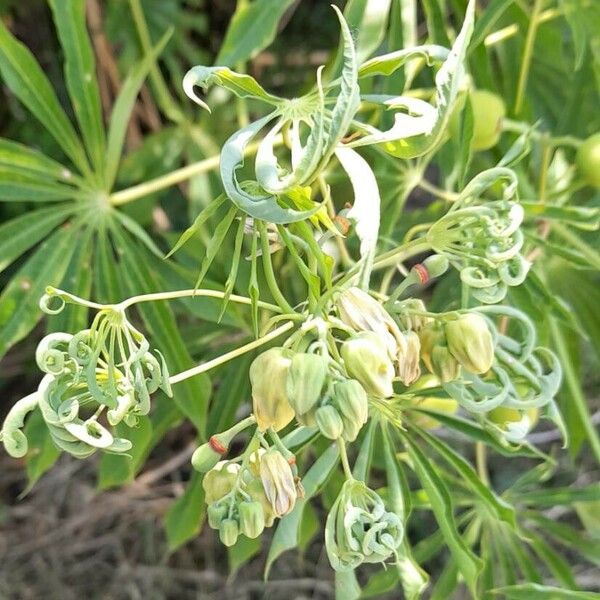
[514,0,545,115]
[128,0,184,123]
[169,320,295,385]
[337,438,354,480]
[257,221,296,314]
[502,119,582,148]
[549,318,600,462]
[484,7,561,48]
[116,288,282,313]
[109,136,283,206]
[475,441,490,486]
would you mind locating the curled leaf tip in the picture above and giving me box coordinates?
[183,68,211,112]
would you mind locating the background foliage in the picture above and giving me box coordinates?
[0,0,598,598]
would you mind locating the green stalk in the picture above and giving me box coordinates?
[257,221,296,315]
[514,0,545,115]
[549,318,600,462]
[128,0,184,123]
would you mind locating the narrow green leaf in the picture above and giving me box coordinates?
[46,226,93,334]
[517,484,600,507]
[344,0,392,64]
[96,417,153,490]
[49,0,106,173]
[112,210,163,258]
[413,425,517,527]
[228,535,262,576]
[489,584,598,599]
[0,205,75,274]
[470,0,515,50]
[0,138,83,185]
[0,20,90,175]
[105,29,172,190]
[422,0,450,45]
[0,225,77,359]
[522,202,600,231]
[404,434,482,594]
[216,0,295,67]
[527,531,578,590]
[165,194,227,258]
[23,408,60,489]
[165,471,205,551]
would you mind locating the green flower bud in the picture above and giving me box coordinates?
[337,287,405,359]
[419,324,461,383]
[250,348,295,431]
[286,353,329,417]
[341,332,395,398]
[259,449,297,517]
[315,405,344,439]
[203,461,240,505]
[192,437,226,473]
[245,477,276,527]
[219,518,239,547]
[207,502,228,529]
[238,500,265,539]
[445,313,494,374]
[396,331,421,386]
[332,379,369,442]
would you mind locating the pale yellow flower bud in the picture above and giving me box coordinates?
[259,449,297,517]
[250,348,295,431]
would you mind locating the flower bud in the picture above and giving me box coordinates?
[445,313,494,374]
[315,405,344,439]
[219,517,239,547]
[395,298,432,332]
[203,461,240,505]
[191,435,228,473]
[238,500,265,539]
[332,379,369,442]
[337,287,405,359]
[341,332,395,398]
[396,331,421,386]
[286,353,329,417]
[250,348,295,431]
[419,324,461,383]
[246,477,276,527]
[207,502,228,529]
[259,449,297,517]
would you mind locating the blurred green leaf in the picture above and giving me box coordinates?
[165,471,205,551]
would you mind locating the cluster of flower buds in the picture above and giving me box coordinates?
[426,169,530,303]
[1,299,171,459]
[337,287,423,388]
[199,445,303,546]
[419,311,494,383]
[249,344,371,443]
[326,479,403,571]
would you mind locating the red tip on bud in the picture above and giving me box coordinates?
[209,435,228,455]
[413,263,430,285]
